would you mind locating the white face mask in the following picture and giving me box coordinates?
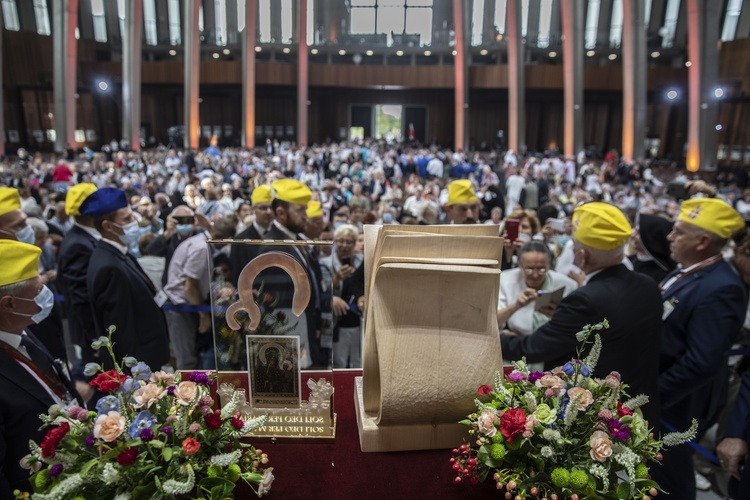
[112,220,140,246]
[0,225,34,245]
[13,285,55,324]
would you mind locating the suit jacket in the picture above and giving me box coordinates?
[229,223,264,287]
[57,225,98,352]
[498,268,579,336]
[0,335,81,496]
[725,370,750,498]
[502,264,663,426]
[87,241,170,371]
[659,259,747,428]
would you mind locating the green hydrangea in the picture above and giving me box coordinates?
[207,464,222,478]
[33,469,51,490]
[634,463,649,480]
[489,443,507,461]
[569,469,589,490]
[534,403,557,425]
[490,433,504,444]
[550,468,570,488]
[226,464,242,482]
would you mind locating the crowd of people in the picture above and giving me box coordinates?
[1,138,750,498]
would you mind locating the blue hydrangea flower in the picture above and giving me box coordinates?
[129,411,158,439]
[116,378,137,396]
[130,362,152,382]
[95,395,120,415]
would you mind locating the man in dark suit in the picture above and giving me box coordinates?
[85,188,170,371]
[0,239,82,496]
[229,184,275,286]
[502,202,662,426]
[653,197,747,499]
[257,179,328,368]
[56,183,99,401]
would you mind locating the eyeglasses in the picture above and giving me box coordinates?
[521,267,547,275]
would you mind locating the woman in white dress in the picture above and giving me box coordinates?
[497,240,578,336]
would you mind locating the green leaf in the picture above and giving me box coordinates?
[162,446,173,462]
[80,457,99,475]
[617,482,631,499]
[133,483,159,500]
[149,439,165,448]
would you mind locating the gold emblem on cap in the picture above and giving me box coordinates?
[687,205,701,220]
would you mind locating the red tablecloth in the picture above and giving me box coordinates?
[253,370,499,499]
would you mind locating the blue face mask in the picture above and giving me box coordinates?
[176,224,193,236]
[113,220,140,246]
[382,213,393,223]
[334,221,346,230]
[13,285,55,324]
[557,235,571,248]
[1,225,36,245]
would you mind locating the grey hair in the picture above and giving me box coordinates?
[334,224,359,242]
[26,217,49,236]
[517,240,554,264]
[0,279,32,299]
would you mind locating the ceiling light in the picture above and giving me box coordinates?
[423,50,431,56]
[480,49,488,55]
[548,51,557,58]
[212,53,220,59]
[282,47,290,54]
[452,50,457,56]
[255,46,262,52]
[608,53,617,60]
[650,51,660,58]
[586,50,595,57]
[339,49,346,56]
[222,49,230,55]
[366,50,373,56]
[311,48,318,54]
[685,61,692,67]
[396,50,403,56]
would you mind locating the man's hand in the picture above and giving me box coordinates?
[164,215,177,239]
[195,212,212,231]
[332,296,349,316]
[198,312,212,334]
[717,437,748,480]
[75,381,95,404]
[686,180,717,198]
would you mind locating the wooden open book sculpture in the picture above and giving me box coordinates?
[355,224,505,451]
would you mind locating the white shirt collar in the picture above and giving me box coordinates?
[102,237,129,255]
[253,221,268,236]
[679,254,722,274]
[74,221,101,240]
[583,268,605,285]
[0,330,23,351]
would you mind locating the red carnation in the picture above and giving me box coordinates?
[90,370,128,393]
[40,422,71,458]
[477,384,493,396]
[231,417,244,430]
[500,408,527,442]
[116,447,139,465]
[617,401,634,418]
[205,411,222,429]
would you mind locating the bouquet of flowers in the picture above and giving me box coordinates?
[451,321,697,500]
[19,327,274,500]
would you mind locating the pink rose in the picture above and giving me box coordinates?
[476,408,498,438]
[525,413,538,432]
[589,430,613,462]
[567,387,594,410]
[536,375,566,397]
[174,381,201,406]
[94,411,126,442]
[133,383,167,408]
[150,370,176,386]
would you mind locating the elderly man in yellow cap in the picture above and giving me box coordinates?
[0,240,82,496]
[258,179,328,368]
[229,185,275,286]
[446,179,481,224]
[502,202,663,427]
[652,198,747,499]
[0,187,34,244]
[56,183,99,390]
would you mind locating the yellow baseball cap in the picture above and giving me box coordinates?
[0,187,21,217]
[306,200,323,218]
[65,183,98,216]
[572,202,632,250]
[447,180,478,206]
[251,185,273,205]
[678,198,744,239]
[0,240,41,287]
[271,179,312,206]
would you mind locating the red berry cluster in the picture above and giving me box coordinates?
[450,444,479,484]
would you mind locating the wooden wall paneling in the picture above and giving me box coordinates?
[607,103,623,155]
[525,102,540,153]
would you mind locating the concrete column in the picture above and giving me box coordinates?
[685,0,721,172]
[53,0,78,153]
[452,0,468,151]
[183,0,200,149]
[297,0,308,147]
[507,0,525,154]
[560,0,584,157]
[621,0,646,163]
[122,0,143,152]
[242,0,257,148]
